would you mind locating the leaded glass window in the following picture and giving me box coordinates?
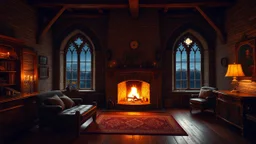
[175,34,202,89]
[65,35,93,90]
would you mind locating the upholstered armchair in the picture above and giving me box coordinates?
[190,86,218,113]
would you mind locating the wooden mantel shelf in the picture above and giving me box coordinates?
[107,68,162,79]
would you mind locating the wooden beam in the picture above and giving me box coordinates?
[61,14,106,19]
[129,0,139,18]
[35,2,232,8]
[36,4,128,9]
[40,6,66,39]
[140,2,232,8]
[195,6,225,43]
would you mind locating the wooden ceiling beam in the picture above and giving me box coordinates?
[140,2,232,8]
[36,4,128,9]
[35,2,232,9]
[40,6,66,40]
[129,0,139,18]
[195,6,225,43]
[61,14,106,18]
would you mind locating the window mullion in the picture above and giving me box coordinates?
[180,51,183,89]
[187,48,190,89]
[77,50,80,89]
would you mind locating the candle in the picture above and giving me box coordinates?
[29,75,33,82]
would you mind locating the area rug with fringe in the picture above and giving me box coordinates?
[81,112,187,135]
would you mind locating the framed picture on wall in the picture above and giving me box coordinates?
[39,55,47,65]
[39,66,49,79]
[236,37,256,80]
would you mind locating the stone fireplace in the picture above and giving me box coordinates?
[105,68,162,109]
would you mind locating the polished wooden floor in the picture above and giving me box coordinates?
[9,109,256,144]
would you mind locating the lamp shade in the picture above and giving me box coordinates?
[225,64,245,77]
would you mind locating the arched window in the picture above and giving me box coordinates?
[65,34,94,90]
[174,34,203,90]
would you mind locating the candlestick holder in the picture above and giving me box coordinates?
[24,75,34,94]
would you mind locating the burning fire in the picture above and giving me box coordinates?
[127,86,140,101]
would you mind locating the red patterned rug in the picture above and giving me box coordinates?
[82,112,187,135]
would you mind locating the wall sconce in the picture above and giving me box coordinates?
[225,63,245,93]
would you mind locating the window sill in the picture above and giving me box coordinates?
[78,90,96,92]
[173,90,200,93]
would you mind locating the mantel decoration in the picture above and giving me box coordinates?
[130,40,139,49]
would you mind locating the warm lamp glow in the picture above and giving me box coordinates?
[225,63,245,93]
[225,64,245,77]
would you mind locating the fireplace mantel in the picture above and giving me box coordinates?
[107,68,162,79]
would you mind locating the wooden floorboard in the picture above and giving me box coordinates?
[8,109,254,144]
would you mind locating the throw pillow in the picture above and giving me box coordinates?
[199,89,212,99]
[44,95,65,110]
[60,95,75,109]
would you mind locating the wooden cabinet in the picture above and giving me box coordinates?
[0,35,38,142]
[0,93,38,143]
[214,90,256,135]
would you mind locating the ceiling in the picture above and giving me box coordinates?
[28,0,236,42]
[27,0,236,19]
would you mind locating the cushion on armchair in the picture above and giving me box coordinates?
[199,89,213,99]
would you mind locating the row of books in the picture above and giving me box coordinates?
[0,61,16,71]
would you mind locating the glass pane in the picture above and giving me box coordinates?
[86,72,91,79]
[176,70,181,80]
[66,51,71,62]
[74,37,83,47]
[181,64,187,79]
[195,80,201,88]
[176,51,181,62]
[196,70,201,80]
[80,71,85,80]
[72,63,77,71]
[182,80,187,88]
[86,50,91,61]
[66,63,71,71]
[80,63,85,71]
[72,72,77,79]
[69,43,76,51]
[86,80,91,88]
[181,51,187,62]
[176,63,181,79]
[72,52,77,62]
[80,80,85,88]
[190,80,195,88]
[66,71,71,80]
[86,63,91,71]
[176,80,180,89]
[190,70,195,79]
[80,51,86,63]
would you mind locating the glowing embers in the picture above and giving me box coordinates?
[117,80,150,105]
